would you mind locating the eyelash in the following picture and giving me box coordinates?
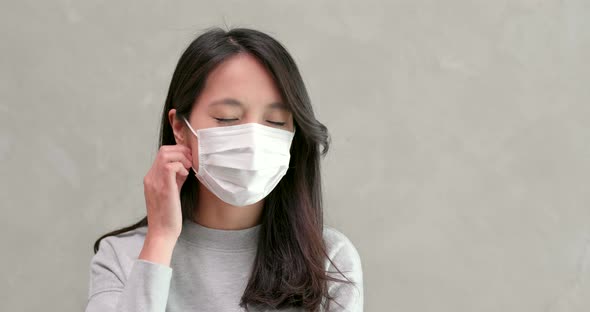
[215,118,286,126]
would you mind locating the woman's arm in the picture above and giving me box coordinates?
[86,141,188,311]
[85,236,174,312]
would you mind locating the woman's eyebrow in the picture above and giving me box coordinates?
[209,98,289,111]
[209,98,243,108]
[268,101,290,111]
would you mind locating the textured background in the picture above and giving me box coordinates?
[1,0,589,311]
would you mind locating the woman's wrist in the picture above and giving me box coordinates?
[138,231,178,267]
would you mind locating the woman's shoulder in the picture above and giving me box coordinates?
[322,225,363,269]
[87,225,167,300]
[98,225,148,251]
[321,225,364,308]
[92,225,149,271]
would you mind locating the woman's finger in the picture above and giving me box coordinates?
[160,150,193,170]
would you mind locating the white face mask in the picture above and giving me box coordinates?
[182,116,296,206]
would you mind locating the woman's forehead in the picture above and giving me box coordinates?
[198,54,286,110]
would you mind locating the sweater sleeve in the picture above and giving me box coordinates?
[324,229,364,312]
[85,237,173,312]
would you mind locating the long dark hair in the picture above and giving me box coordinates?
[93,26,353,311]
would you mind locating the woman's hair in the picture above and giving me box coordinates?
[93,26,353,311]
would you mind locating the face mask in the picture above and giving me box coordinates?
[182,116,296,206]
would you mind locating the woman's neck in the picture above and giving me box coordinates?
[193,184,264,230]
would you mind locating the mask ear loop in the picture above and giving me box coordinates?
[182,116,199,174]
[182,116,199,138]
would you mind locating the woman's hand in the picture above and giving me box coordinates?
[139,144,192,266]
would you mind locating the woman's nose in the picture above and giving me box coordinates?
[241,115,264,126]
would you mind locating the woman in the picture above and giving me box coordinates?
[85,27,363,312]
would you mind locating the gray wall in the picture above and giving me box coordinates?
[1,0,589,311]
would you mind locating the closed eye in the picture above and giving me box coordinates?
[267,121,286,126]
[214,118,239,123]
[215,118,286,127]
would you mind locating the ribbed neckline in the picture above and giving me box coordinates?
[178,218,261,251]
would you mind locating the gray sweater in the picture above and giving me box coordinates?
[85,218,363,311]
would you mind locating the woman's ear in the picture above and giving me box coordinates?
[168,109,185,144]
